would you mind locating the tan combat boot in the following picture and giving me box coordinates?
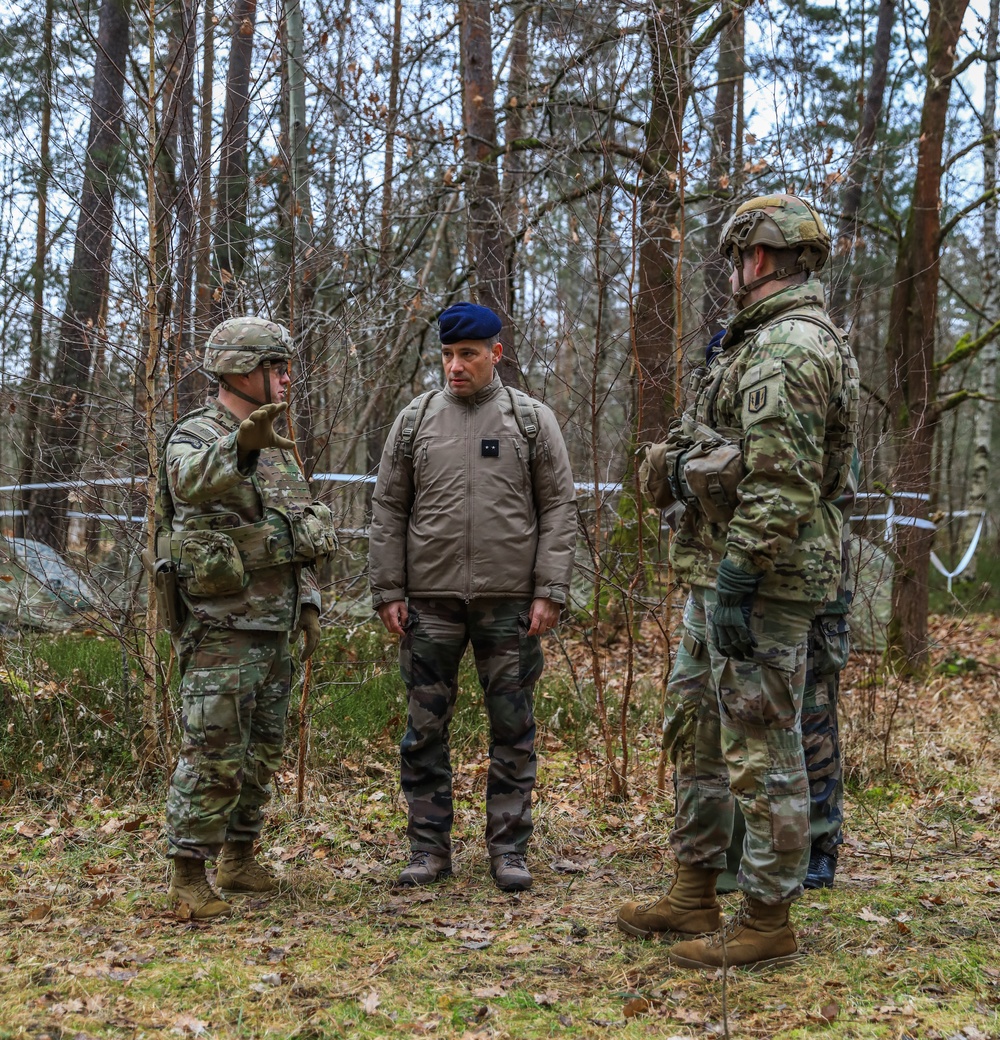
[668,895,802,971]
[616,865,722,938]
[168,857,233,920]
[216,842,279,896]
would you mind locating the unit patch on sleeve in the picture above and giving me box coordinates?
[738,357,785,428]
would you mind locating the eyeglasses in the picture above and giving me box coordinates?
[267,361,290,377]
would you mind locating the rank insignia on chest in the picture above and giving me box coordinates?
[481,439,500,458]
[746,387,767,413]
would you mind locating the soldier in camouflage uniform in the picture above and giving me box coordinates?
[158,316,336,920]
[617,195,859,969]
[369,302,577,892]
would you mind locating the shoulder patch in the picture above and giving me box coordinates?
[739,364,786,428]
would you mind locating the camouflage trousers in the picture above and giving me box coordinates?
[399,598,543,857]
[803,613,849,854]
[165,620,293,860]
[722,610,849,883]
[664,588,813,904]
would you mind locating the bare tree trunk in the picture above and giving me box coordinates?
[828,0,895,330]
[634,1,691,443]
[885,0,970,669]
[459,0,520,385]
[28,0,130,549]
[502,1,530,331]
[16,0,55,536]
[211,0,257,325]
[168,0,203,416]
[193,0,216,345]
[965,0,999,573]
[285,0,318,474]
[361,0,405,474]
[701,4,743,335]
[141,0,165,769]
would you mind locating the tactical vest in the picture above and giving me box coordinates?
[153,408,337,582]
[697,308,859,502]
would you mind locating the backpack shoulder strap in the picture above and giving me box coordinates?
[505,386,540,461]
[401,390,439,459]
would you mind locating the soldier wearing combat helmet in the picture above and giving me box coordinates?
[619,194,859,969]
[154,315,337,919]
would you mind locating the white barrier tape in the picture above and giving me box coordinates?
[930,511,986,592]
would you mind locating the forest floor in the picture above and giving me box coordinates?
[2,614,1000,1040]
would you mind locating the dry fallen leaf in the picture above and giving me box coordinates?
[858,906,891,924]
[171,1013,208,1036]
[623,996,651,1018]
[361,989,381,1014]
[24,903,52,922]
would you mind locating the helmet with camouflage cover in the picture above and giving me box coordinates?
[202,316,293,375]
[719,193,830,274]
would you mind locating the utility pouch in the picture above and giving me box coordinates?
[682,440,745,523]
[639,420,692,510]
[141,548,187,635]
[287,502,339,561]
[178,530,246,597]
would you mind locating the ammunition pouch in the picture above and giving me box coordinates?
[156,504,338,598]
[682,439,744,524]
[140,548,187,635]
[287,502,339,562]
[640,417,745,525]
[178,529,247,597]
[639,437,688,510]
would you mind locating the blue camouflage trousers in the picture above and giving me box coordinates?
[165,621,292,860]
[398,598,543,857]
[664,588,813,904]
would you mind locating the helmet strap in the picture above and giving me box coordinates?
[219,374,267,409]
[732,263,805,305]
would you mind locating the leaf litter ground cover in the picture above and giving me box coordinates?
[2,615,1000,1039]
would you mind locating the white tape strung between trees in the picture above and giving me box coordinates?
[930,511,986,592]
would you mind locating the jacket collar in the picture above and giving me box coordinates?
[727,280,827,346]
[443,371,504,405]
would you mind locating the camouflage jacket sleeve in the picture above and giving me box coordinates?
[166,419,253,508]
[368,410,413,607]
[530,404,577,604]
[722,322,840,574]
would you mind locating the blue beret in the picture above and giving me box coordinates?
[438,302,503,344]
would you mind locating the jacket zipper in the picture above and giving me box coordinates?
[464,400,474,602]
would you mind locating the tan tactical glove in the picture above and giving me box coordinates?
[294,604,321,661]
[236,402,296,456]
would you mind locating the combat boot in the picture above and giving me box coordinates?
[396,850,452,887]
[490,853,532,892]
[168,857,232,920]
[616,865,722,938]
[216,842,279,896]
[668,895,802,971]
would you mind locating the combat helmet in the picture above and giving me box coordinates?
[202,316,293,375]
[203,316,292,406]
[719,193,830,302]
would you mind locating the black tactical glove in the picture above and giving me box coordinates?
[236,402,296,456]
[712,557,762,661]
[294,604,321,661]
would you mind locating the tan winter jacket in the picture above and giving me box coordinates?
[369,375,577,606]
